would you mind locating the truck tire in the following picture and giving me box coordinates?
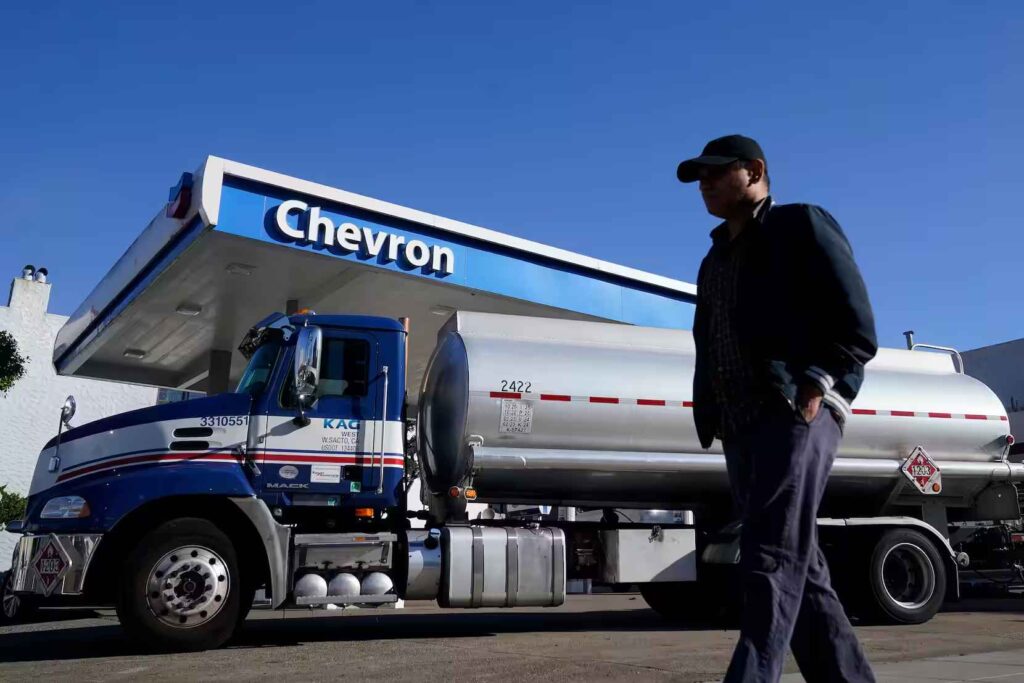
[116,517,241,651]
[235,584,257,628]
[1,571,38,624]
[866,528,946,625]
[640,581,737,624]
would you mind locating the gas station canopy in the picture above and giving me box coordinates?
[54,156,696,397]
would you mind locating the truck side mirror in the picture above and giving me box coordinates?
[292,326,322,425]
[48,395,77,473]
[61,395,76,427]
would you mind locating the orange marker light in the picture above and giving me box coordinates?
[354,508,374,518]
[465,488,478,500]
[932,483,941,493]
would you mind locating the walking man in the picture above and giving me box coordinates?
[679,135,878,682]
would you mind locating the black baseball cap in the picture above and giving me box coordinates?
[676,134,766,183]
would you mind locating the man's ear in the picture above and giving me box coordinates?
[745,159,766,186]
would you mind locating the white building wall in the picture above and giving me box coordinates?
[0,271,157,569]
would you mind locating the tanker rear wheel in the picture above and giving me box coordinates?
[640,579,738,625]
[863,528,946,625]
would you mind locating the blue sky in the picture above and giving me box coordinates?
[1,1,1021,351]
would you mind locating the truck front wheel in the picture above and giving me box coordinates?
[1,571,37,624]
[116,517,241,651]
[865,528,946,625]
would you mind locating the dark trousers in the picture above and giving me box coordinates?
[722,401,875,683]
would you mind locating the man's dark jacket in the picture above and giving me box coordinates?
[692,201,878,449]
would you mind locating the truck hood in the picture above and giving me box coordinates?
[30,393,253,497]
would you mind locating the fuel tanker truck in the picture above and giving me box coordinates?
[5,310,1022,650]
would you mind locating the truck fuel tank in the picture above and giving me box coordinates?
[439,526,566,608]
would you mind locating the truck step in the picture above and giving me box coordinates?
[294,594,399,606]
[293,533,396,571]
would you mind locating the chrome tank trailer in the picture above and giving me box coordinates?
[418,312,1017,519]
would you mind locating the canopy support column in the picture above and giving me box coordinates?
[208,349,232,395]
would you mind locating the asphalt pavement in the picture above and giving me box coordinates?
[3,594,1024,681]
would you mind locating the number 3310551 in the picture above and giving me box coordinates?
[199,416,248,427]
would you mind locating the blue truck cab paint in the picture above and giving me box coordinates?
[22,392,257,536]
[21,313,408,536]
[245,314,408,518]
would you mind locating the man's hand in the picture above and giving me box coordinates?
[797,383,824,423]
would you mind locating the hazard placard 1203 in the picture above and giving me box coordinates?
[901,446,942,495]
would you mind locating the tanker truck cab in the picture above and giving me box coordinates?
[7,311,414,649]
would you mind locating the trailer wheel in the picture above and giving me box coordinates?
[866,528,945,625]
[116,518,241,651]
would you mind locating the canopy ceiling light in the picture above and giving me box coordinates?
[175,303,203,316]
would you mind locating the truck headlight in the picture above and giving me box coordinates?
[40,496,91,519]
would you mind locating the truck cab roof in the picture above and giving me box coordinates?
[239,312,406,359]
[289,313,407,334]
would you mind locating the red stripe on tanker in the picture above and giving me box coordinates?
[479,390,1005,422]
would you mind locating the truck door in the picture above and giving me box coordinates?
[256,329,394,509]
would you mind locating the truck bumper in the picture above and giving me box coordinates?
[9,534,103,597]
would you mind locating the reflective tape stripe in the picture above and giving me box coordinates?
[491,391,522,399]
[56,450,404,484]
[56,452,242,482]
[482,391,1006,422]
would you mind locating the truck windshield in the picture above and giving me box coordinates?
[235,340,281,396]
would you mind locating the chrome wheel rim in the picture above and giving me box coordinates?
[2,580,19,619]
[880,542,935,610]
[145,545,230,628]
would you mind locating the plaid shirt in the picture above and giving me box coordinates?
[701,198,772,437]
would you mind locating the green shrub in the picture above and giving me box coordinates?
[0,330,28,395]
[0,485,27,527]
